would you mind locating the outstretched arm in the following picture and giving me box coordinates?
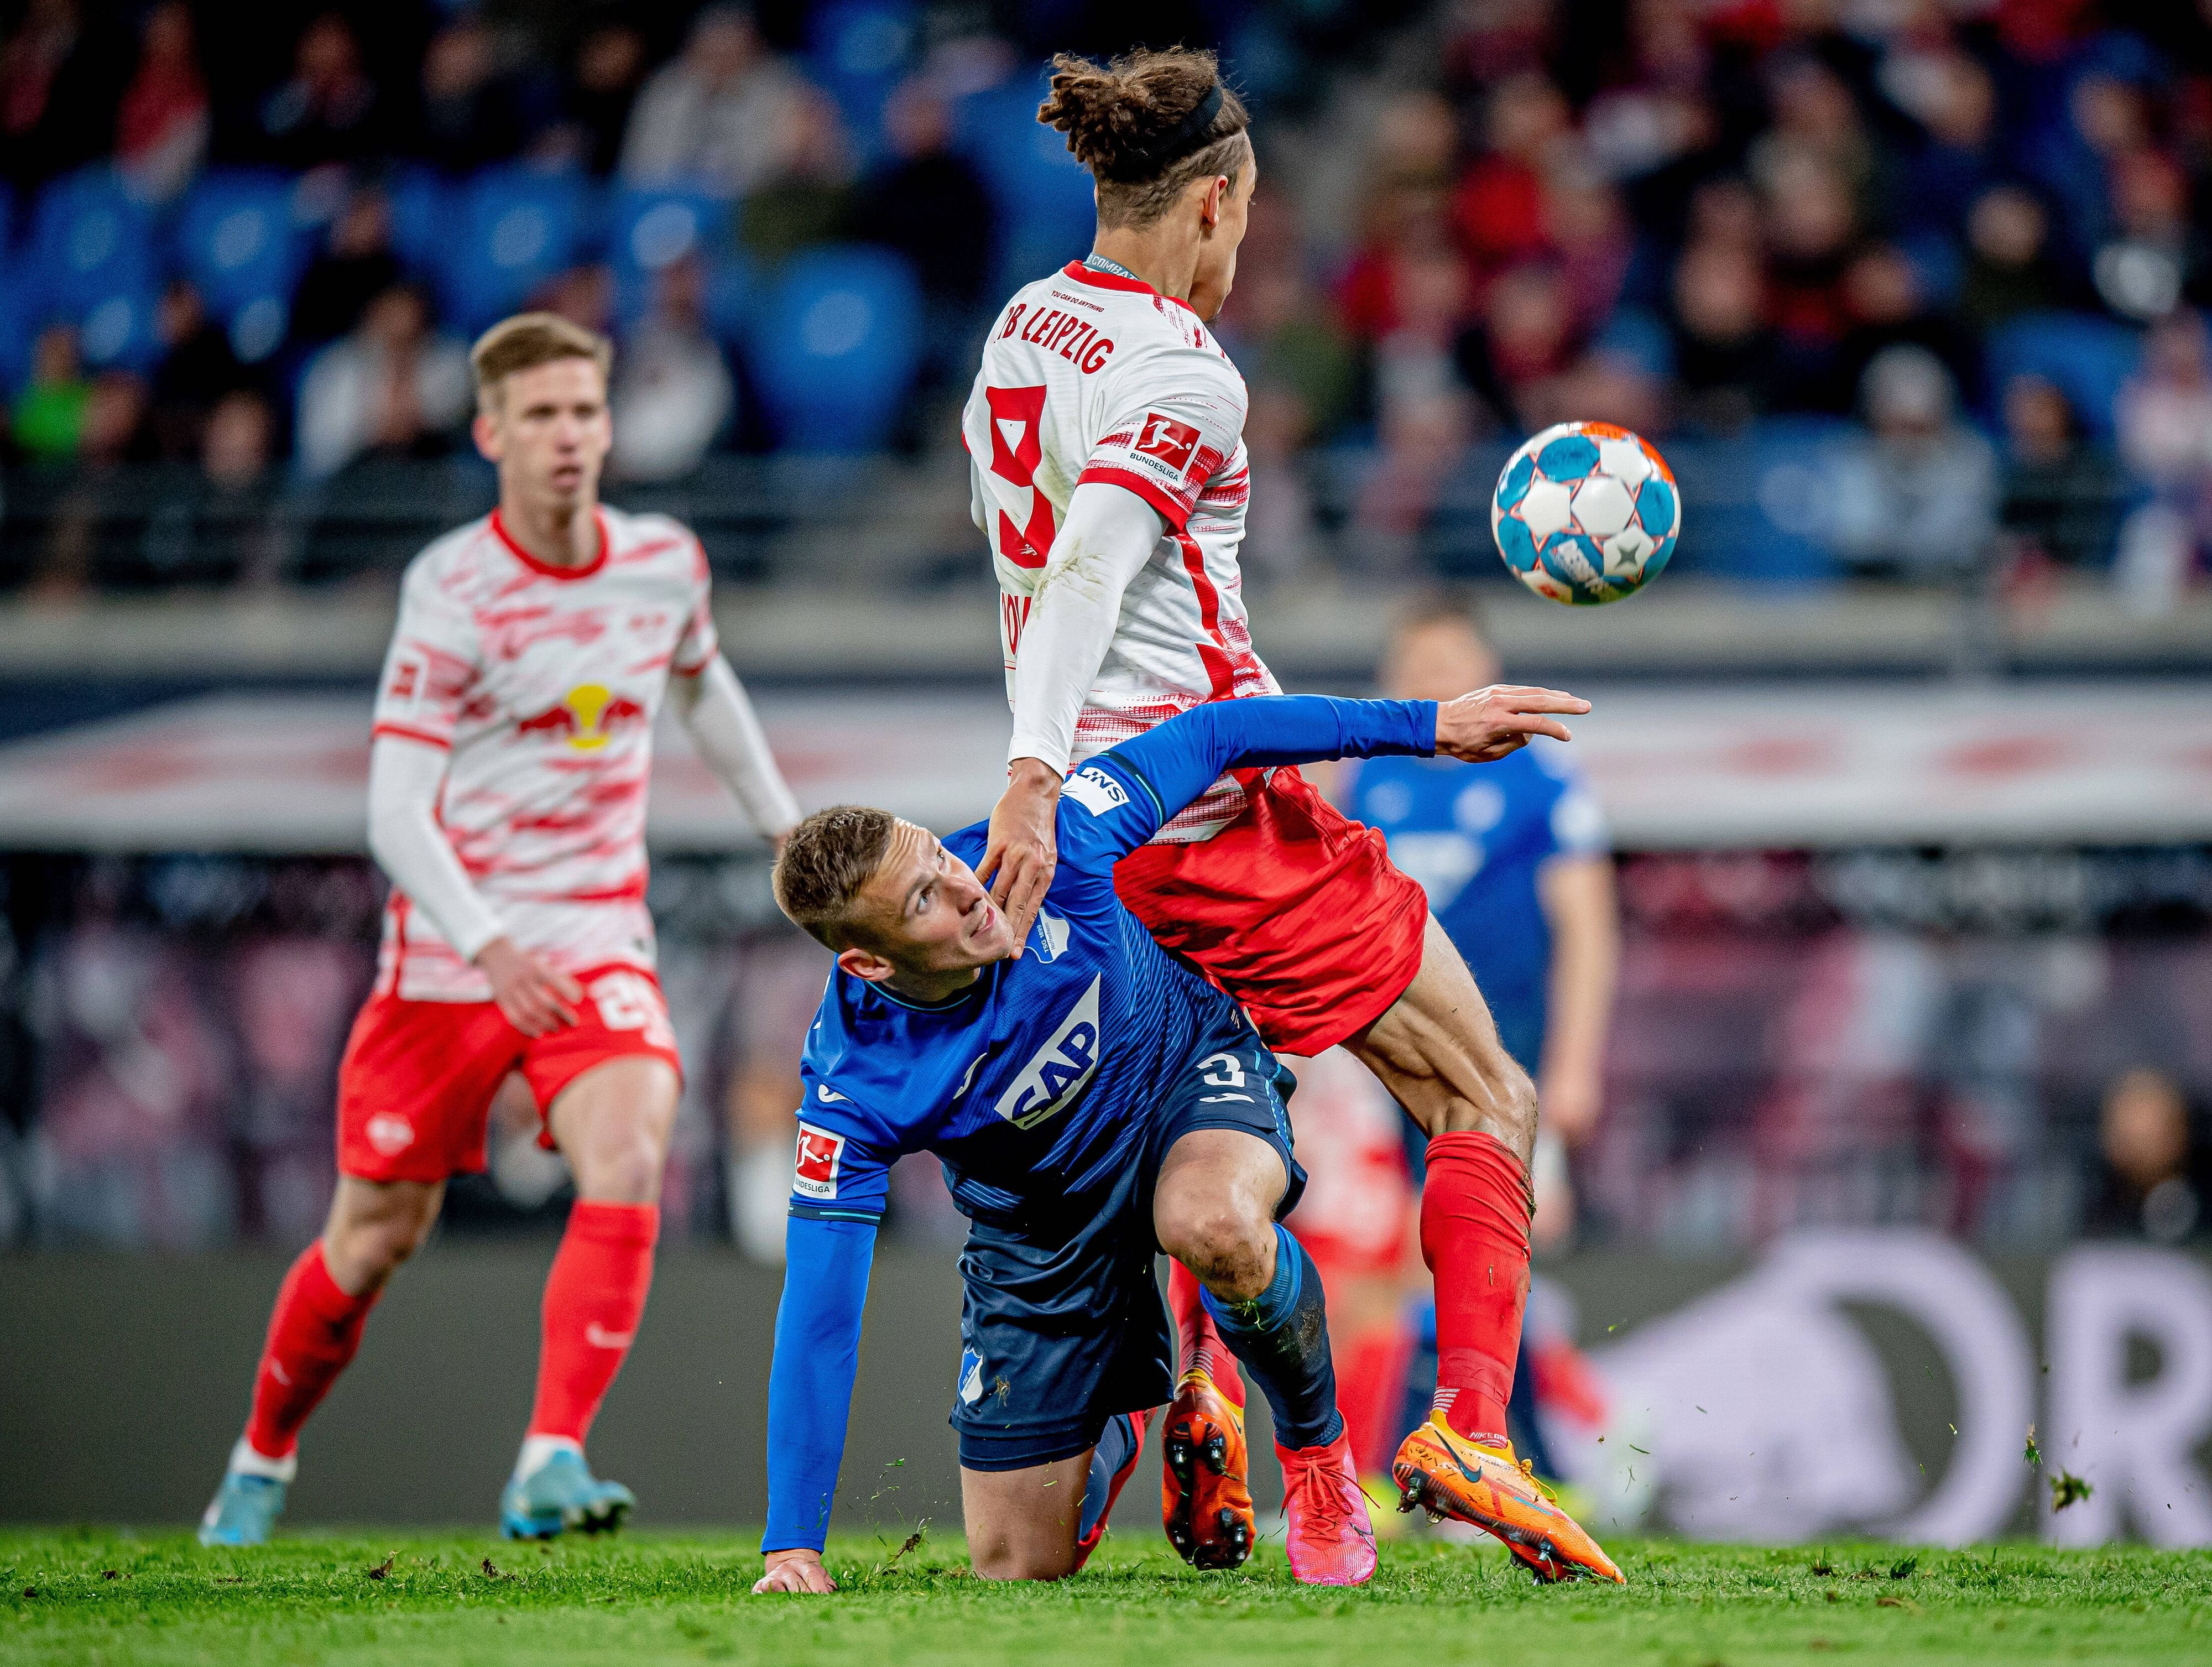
[982,480,1165,953]
[669,656,802,846]
[1067,687,1591,866]
[757,1213,879,1594]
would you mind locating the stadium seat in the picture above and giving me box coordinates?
[807,1,918,164]
[176,171,310,363]
[1984,312,2142,441]
[956,71,1098,296]
[385,168,453,284]
[744,246,922,452]
[27,167,160,369]
[1656,420,1851,585]
[439,165,592,333]
[604,187,733,324]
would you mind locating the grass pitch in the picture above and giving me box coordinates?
[3,1529,2206,1666]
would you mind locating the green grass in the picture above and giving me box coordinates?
[3,1530,2206,1666]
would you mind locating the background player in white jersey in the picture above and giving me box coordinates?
[198,314,801,1546]
[964,50,1618,1581]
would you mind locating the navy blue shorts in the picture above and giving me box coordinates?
[951,1012,1306,1472]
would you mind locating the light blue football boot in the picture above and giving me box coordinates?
[199,1443,293,1546]
[499,1447,635,1540]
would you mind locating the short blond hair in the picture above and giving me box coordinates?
[469,312,613,408]
[773,805,898,950]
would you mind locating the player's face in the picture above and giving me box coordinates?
[842,820,1016,982]
[1188,145,1257,323]
[1383,620,1501,703]
[473,358,612,511]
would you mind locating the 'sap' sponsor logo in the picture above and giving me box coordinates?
[994,976,1103,1129]
[794,1122,846,1199]
[1135,411,1201,471]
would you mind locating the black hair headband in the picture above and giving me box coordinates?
[1104,83,1227,181]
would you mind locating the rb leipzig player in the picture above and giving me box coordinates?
[199,314,800,1544]
[968,49,1620,1581]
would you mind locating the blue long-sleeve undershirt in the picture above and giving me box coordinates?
[762,1215,876,1553]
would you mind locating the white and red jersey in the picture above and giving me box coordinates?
[963,259,1278,841]
[371,505,719,1001]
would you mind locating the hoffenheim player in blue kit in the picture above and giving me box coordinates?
[750,685,1591,1593]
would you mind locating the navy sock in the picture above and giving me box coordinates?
[1077,1411,1140,1541]
[1199,1225,1343,1451]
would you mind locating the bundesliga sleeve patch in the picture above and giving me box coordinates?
[1135,411,1201,471]
[1062,766,1129,816]
[793,1122,846,1199]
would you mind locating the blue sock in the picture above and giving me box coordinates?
[1199,1225,1343,1452]
[1077,1411,1140,1541]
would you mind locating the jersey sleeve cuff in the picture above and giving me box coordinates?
[1076,465,1190,533]
[1007,735,1073,777]
[788,1202,884,1225]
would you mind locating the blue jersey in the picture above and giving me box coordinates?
[1342,739,1606,1071]
[764,694,1438,1552]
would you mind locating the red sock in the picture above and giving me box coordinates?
[526,1200,660,1443]
[1334,1324,1415,1475]
[244,1242,379,1460]
[1420,1131,1531,1445]
[1168,1258,1245,1409]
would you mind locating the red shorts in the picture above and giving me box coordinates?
[1113,766,1428,1056]
[335,965,683,1185]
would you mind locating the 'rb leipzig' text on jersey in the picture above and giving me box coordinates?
[370,506,720,1001]
[962,261,1278,842]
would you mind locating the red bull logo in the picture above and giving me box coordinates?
[517,683,648,751]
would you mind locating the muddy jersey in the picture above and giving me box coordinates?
[370,506,719,1001]
[962,259,1278,842]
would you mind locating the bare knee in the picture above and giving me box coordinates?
[1157,1195,1275,1301]
[324,1187,440,1294]
[571,1127,665,1204]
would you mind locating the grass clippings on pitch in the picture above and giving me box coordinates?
[3,1529,2208,1666]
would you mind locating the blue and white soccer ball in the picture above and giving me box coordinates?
[1490,421,1680,605]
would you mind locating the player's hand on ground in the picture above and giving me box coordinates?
[1433,685,1590,763]
[476,937,583,1036]
[981,758,1062,956]
[753,1548,836,1595]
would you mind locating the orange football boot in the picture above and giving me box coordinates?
[1159,1368,1255,1570]
[1391,1418,1624,1583]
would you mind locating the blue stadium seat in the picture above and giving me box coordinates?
[604,187,731,324]
[1655,420,1850,585]
[807,1,918,163]
[745,247,922,451]
[1984,312,2142,441]
[385,168,453,283]
[27,167,160,368]
[439,166,592,332]
[176,171,309,363]
[956,71,1098,295]
[0,250,33,393]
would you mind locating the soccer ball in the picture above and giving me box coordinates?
[1490,421,1680,605]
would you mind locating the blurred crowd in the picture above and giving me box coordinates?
[0,2,2205,597]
